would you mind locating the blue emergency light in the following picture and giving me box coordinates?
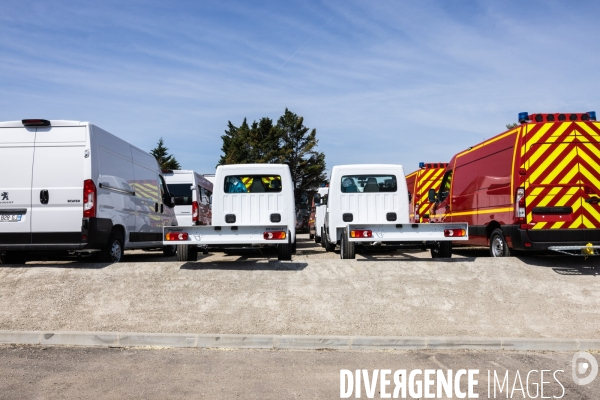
[518,112,529,123]
[588,111,597,121]
[419,162,425,168]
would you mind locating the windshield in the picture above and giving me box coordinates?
[340,175,397,193]
[224,175,282,193]
[167,184,193,205]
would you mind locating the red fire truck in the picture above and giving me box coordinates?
[429,111,600,257]
[406,162,448,223]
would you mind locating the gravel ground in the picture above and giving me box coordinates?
[0,234,598,338]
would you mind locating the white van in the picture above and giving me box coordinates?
[164,164,297,261]
[0,119,178,264]
[163,170,213,226]
[323,164,468,259]
[312,186,328,244]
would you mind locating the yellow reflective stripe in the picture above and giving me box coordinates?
[540,146,578,185]
[456,130,517,158]
[528,142,574,183]
[446,206,514,217]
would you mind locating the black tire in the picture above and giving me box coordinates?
[278,232,292,261]
[430,241,452,258]
[292,238,297,255]
[340,228,355,259]
[314,232,321,244]
[320,228,327,248]
[99,232,124,263]
[490,228,511,257]
[163,245,177,257]
[309,233,314,240]
[324,228,336,252]
[3,251,27,264]
[177,245,198,262]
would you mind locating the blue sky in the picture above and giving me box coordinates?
[1,0,599,176]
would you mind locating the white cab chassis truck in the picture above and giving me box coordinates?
[0,119,177,264]
[323,164,468,259]
[164,164,297,261]
[313,186,329,244]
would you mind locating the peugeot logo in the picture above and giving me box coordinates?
[1,192,8,201]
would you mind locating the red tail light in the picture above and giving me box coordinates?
[444,229,466,237]
[264,231,286,240]
[350,229,372,238]
[83,179,96,218]
[515,187,525,223]
[192,201,199,224]
[165,232,189,241]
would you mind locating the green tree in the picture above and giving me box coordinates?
[218,119,251,165]
[151,138,181,170]
[277,108,327,193]
[506,123,519,130]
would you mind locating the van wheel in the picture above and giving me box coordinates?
[320,228,327,248]
[163,245,176,257]
[490,229,511,257]
[309,233,314,240]
[177,245,198,262]
[99,232,124,263]
[315,232,321,244]
[340,229,355,259]
[3,251,27,264]
[278,232,292,261]
[431,241,452,258]
[324,228,336,253]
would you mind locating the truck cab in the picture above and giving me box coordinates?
[323,164,468,259]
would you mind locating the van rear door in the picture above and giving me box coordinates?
[523,122,585,240]
[0,126,36,244]
[574,122,600,240]
[31,126,86,243]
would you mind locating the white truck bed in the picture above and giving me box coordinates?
[347,222,469,242]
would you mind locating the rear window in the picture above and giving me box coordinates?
[224,175,282,193]
[167,183,193,205]
[340,175,397,193]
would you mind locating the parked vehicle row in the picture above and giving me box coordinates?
[406,111,600,257]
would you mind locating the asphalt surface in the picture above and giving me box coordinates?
[0,235,598,338]
[0,345,598,399]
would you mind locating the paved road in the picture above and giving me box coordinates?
[0,235,598,338]
[0,345,598,399]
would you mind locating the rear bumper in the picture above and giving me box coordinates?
[347,222,469,242]
[164,225,290,245]
[0,218,112,251]
[505,225,600,251]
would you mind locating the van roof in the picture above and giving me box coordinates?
[0,120,88,128]
[333,164,404,170]
[217,163,289,171]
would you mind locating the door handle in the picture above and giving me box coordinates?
[155,203,159,213]
[160,204,164,213]
[40,190,49,205]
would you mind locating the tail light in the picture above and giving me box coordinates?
[264,231,286,240]
[83,179,96,218]
[192,201,199,224]
[165,232,189,241]
[444,229,466,237]
[414,203,420,223]
[350,229,372,238]
[515,187,525,223]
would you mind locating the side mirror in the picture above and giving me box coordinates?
[170,196,175,208]
[314,193,321,206]
[428,188,437,203]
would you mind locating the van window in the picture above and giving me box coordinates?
[340,175,397,193]
[167,184,193,205]
[438,171,453,202]
[224,175,282,193]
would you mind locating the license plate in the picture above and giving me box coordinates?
[0,215,22,222]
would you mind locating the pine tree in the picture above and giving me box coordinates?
[151,138,181,170]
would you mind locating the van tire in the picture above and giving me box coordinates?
[490,229,511,257]
[324,228,336,252]
[99,232,124,263]
[278,232,292,261]
[163,245,177,257]
[177,245,197,262]
[320,228,327,248]
[340,229,355,259]
[431,241,452,258]
[314,232,321,244]
[309,233,314,240]
[2,251,27,264]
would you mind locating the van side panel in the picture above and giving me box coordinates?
[30,126,86,241]
[131,147,162,242]
[94,127,137,242]
[0,127,36,240]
